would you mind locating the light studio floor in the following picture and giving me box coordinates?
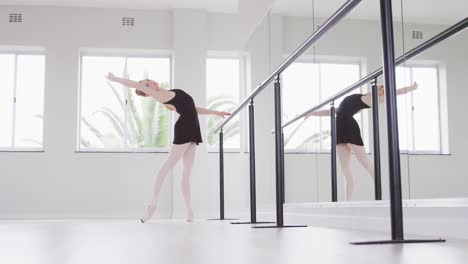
[0,219,467,264]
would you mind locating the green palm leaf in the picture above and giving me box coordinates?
[81,117,110,147]
[94,108,125,137]
[106,82,125,109]
[207,96,237,110]
[80,138,91,148]
[284,119,307,146]
[82,117,103,138]
[154,103,170,147]
[80,63,170,149]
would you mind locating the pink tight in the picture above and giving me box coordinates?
[141,142,196,222]
[337,143,374,201]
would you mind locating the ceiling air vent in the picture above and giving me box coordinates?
[122,17,135,27]
[9,13,22,23]
[412,30,423,40]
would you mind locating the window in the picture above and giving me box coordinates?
[78,54,171,151]
[0,53,45,150]
[206,57,241,150]
[282,60,362,152]
[396,65,445,153]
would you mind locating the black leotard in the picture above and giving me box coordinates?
[164,89,202,145]
[336,94,370,146]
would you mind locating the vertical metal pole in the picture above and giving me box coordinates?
[252,76,306,229]
[219,130,225,220]
[281,131,286,204]
[330,102,338,202]
[379,0,404,240]
[274,75,284,227]
[371,78,383,201]
[248,100,257,223]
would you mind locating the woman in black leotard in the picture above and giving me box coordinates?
[305,82,418,200]
[105,73,230,222]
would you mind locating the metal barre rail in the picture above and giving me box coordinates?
[213,0,363,133]
[279,17,468,131]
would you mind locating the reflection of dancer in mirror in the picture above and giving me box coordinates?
[305,82,418,200]
[105,73,230,222]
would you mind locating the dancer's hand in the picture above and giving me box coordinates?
[216,111,231,118]
[104,72,117,82]
[411,82,418,89]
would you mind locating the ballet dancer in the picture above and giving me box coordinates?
[105,73,230,222]
[305,82,418,200]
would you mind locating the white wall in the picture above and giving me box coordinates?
[0,6,250,219]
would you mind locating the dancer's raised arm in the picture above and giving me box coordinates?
[361,82,418,106]
[196,107,231,118]
[396,82,418,96]
[105,72,154,96]
[304,109,330,119]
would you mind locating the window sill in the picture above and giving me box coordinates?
[207,148,242,153]
[401,151,452,156]
[0,148,44,153]
[76,148,169,153]
[285,150,331,154]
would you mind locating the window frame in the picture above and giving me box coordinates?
[0,48,46,152]
[76,48,174,153]
[396,62,447,155]
[281,55,366,154]
[205,52,246,153]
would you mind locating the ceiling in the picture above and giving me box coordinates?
[271,0,468,25]
[0,0,238,13]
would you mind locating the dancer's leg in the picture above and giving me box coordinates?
[337,144,354,201]
[348,144,375,182]
[181,143,196,222]
[141,143,191,222]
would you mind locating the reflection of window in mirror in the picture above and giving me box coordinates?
[396,62,449,154]
[0,52,45,151]
[78,53,172,152]
[206,55,244,152]
[281,56,364,153]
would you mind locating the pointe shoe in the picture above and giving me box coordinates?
[186,211,194,222]
[140,203,156,223]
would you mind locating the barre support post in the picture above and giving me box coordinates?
[330,102,338,202]
[371,78,383,200]
[220,130,225,219]
[351,0,445,244]
[254,75,306,229]
[275,75,284,226]
[281,131,286,204]
[208,130,238,221]
[232,100,273,224]
[249,101,258,221]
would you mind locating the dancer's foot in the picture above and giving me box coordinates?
[186,211,194,222]
[140,203,156,223]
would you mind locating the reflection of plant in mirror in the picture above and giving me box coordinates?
[206,95,238,146]
[284,119,330,149]
[80,70,170,149]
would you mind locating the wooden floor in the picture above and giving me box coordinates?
[0,219,467,264]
